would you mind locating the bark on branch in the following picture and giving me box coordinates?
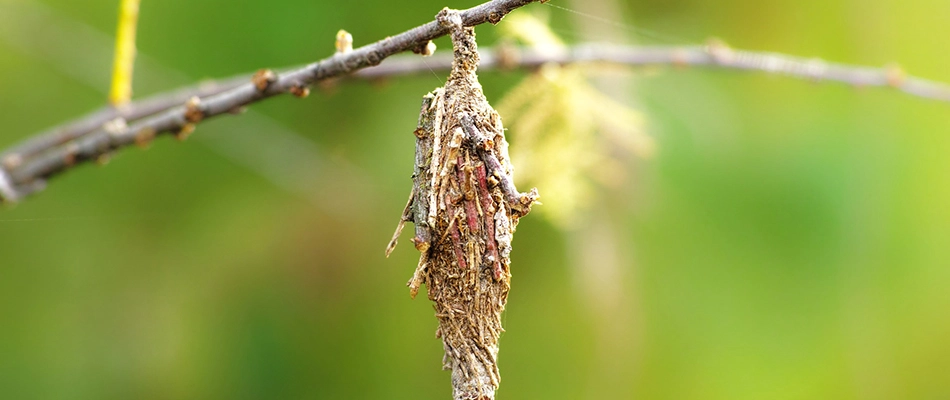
[0,0,540,202]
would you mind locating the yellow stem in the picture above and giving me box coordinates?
[109,0,140,106]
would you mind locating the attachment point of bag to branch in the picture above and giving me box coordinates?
[437,7,464,30]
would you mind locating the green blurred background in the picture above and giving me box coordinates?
[1,0,949,399]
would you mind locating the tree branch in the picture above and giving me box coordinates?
[4,15,950,202]
[0,75,249,170]
[361,42,950,104]
[0,0,540,202]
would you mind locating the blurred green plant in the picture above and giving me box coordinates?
[498,11,653,227]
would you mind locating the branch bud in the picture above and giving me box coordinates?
[335,29,353,54]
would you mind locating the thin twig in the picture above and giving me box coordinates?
[361,42,950,102]
[0,0,539,201]
[0,75,248,167]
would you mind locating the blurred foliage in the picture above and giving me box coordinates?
[498,12,653,227]
[0,0,949,399]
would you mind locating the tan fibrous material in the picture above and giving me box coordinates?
[388,8,538,400]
